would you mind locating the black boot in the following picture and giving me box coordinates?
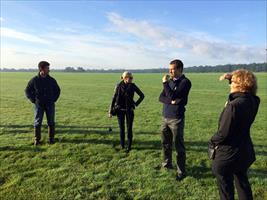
[176,152,186,180]
[48,125,55,144]
[126,146,131,153]
[126,139,132,153]
[34,126,41,146]
[162,144,173,169]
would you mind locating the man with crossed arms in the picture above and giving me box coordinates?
[159,59,192,181]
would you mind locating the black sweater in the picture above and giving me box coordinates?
[159,74,191,119]
[25,74,61,105]
[110,81,144,111]
[210,92,260,168]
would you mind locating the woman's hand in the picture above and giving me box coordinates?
[219,73,232,81]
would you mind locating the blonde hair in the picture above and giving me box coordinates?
[121,71,133,79]
[231,69,257,95]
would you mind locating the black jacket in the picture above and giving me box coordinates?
[211,92,260,168]
[110,81,144,111]
[159,74,191,119]
[25,74,61,105]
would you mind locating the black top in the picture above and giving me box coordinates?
[210,92,260,167]
[159,74,191,119]
[25,74,61,105]
[110,81,144,111]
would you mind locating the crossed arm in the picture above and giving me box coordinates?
[159,80,191,104]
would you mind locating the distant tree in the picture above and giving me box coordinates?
[77,67,85,72]
[64,67,76,72]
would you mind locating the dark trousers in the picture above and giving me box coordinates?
[117,110,134,149]
[161,117,185,174]
[34,103,55,127]
[212,161,253,200]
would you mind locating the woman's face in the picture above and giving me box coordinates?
[230,77,240,93]
[124,76,133,83]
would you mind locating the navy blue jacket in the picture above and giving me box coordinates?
[25,74,60,105]
[159,74,191,119]
[211,92,260,168]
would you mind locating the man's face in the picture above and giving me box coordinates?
[169,64,181,78]
[40,66,50,76]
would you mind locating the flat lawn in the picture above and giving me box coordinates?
[0,72,266,200]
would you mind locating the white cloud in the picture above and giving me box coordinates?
[0,17,4,22]
[0,27,49,44]
[1,30,170,69]
[106,12,265,64]
[107,12,182,48]
[1,13,265,69]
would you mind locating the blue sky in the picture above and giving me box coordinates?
[1,1,266,69]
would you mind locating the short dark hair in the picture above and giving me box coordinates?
[170,59,183,72]
[38,61,50,71]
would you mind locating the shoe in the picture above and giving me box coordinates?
[126,147,131,153]
[34,140,41,146]
[176,173,186,181]
[162,163,174,169]
[48,138,55,144]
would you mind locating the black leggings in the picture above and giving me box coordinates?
[212,161,253,200]
[117,110,134,149]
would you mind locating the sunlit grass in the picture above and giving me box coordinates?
[0,72,266,199]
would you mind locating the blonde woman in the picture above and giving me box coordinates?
[109,72,144,153]
[210,69,260,200]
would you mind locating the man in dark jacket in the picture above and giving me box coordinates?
[159,59,191,180]
[25,61,60,145]
[210,70,260,200]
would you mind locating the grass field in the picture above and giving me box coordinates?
[0,72,266,200]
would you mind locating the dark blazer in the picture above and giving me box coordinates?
[159,74,191,119]
[110,81,144,111]
[211,92,260,168]
[25,74,61,105]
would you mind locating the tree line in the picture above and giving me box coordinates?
[1,62,266,73]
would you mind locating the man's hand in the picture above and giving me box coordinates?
[219,73,232,81]
[108,113,112,118]
[162,74,170,83]
[171,99,179,105]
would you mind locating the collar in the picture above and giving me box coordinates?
[120,81,131,86]
[172,74,184,82]
[229,92,250,101]
[38,73,49,78]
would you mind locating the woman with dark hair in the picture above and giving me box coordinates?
[210,69,260,200]
[109,71,144,153]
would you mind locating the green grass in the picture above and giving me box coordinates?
[0,72,266,200]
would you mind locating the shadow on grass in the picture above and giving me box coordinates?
[1,125,266,180]
[2,124,266,156]
[187,165,214,179]
[0,145,46,152]
[186,166,267,180]
[249,168,267,178]
[0,124,115,135]
[0,124,161,136]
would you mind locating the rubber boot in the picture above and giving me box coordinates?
[48,125,55,144]
[34,126,41,146]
